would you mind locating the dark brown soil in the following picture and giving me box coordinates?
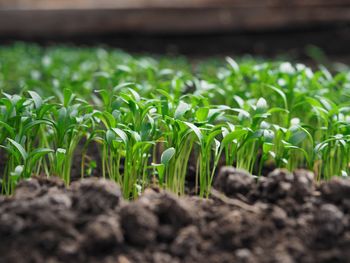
[1,167,350,263]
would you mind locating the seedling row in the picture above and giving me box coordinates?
[0,44,350,198]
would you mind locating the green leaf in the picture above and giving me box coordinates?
[23,119,53,132]
[11,165,24,177]
[93,71,110,78]
[175,101,190,119]
[116,65,131,73]
[56,148,66,155]
[152,163,165,183]
[55,148,66,173]
[263,129,274,143]
[265,84,288,109]
[288,126,312,146]
[128,88,141,102]
[113,82,135,92]
[207,129,222,148]
[95,89,110,106]
[222,130,247,147]
[28,148,53,164]
[226,57,239,72]
[256,97,268,113]
[130,131,141,142]
[196,107,209,122]
[63,89,74,107]
[233,95,244,108]
[133,141,154,153]
[263,143,274,154]
[183,122,203,143]
[106,129,116,145]
[0,121,15,137]
[214,139,220,156]
[112,128,128,144]
[7,138,27,160]
[268,107,289,114]
[93,111,115,128]
[156,89,173,102]
[289,129,306,145]
[161,147,176,165]
[38,104,56,118]
[28,91,43,109]
[315,142,328,153]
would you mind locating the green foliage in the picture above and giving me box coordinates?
[0,43,350,198]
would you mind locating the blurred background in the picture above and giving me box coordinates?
[1,0,350,59]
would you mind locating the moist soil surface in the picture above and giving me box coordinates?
[1,167,350,263]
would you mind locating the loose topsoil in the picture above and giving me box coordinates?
[1,167,350,263]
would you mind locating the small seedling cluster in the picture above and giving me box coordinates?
[0,44,350,198]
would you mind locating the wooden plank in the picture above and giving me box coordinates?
[1,7,350,37]
[1,0,350,10]
[0,1,350,37]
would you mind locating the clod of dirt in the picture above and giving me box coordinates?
[71,178,122,215]
[152,252,180,263]
[14,176,65,199]
[254,169,315,204]
[120,203,159,246]
[209,210,257,249]
[320,177,350,203]
[267,205,288,229]
[234,248,257,263]
[292,169,315,200]
[170,226,201,258]
[256,169,294,202]
[313,204,345,245]
[214,166,254,198]
[14,178,42,199]
[82,214,124,253]
[139,190,195,242]
[0,190,80,262]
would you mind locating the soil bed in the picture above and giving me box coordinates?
[1,168,350,263]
